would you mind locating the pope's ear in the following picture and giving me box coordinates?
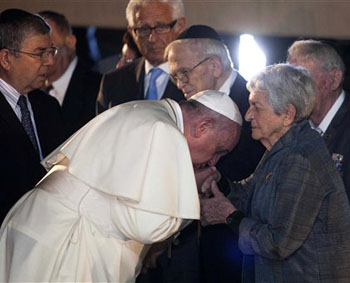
[194,118,214,138]
[283,104,296,126]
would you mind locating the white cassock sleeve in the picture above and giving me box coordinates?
[111,199,182,244]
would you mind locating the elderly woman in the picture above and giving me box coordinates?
[200,64,350,282]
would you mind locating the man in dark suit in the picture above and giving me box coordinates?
[96,0,187,114]
[140,25,265,283]
[287,39,350,199]
[0,9,66,222]
[39,11,102,137]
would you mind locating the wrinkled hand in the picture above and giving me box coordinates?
[141,239,170,274]
[195,166,220,193]
[200,180,236,226]
[200,169,221,198]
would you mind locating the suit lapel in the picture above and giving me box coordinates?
[61,61,80,114]
[0,91,39,159]
[135,58,146,99]
[324,93,350,147]
[161,80,185,102]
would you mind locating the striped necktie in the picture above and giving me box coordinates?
[146,68,163,100]
[17,95,39,154]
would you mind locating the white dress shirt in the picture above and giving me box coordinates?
[219,69,238,95]
[49,57,78,106]
[310,90,345,135]
[144,60,170,99]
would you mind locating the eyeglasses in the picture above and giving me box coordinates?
[170,57,211,84]
[133,20,177,37]
[7,47,58,61]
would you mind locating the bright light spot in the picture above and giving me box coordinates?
[238,34,266,81]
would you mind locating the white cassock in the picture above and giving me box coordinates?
[0,99,199,282]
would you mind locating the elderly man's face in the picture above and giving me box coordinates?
[4,33,54,94]
[45,19,76,82]
[168,45,216,98]
[245,91,287,150]
[189,121,239,171]
[130,2,185,67]
[287,56,331,122]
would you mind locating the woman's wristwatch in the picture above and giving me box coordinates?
[226,210,245,233]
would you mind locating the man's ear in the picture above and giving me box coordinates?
[329,69,343,91]
[194,118,213,138]
[175,17,186,35]
[283,104,296,126]
[65,34,77,50]
[209,56,223,78]
[0,49,12,71]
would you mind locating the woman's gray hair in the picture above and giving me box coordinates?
[247,63,315,122]
[165,38,233,71]
[287,39,345,74]
[126,0,185,27]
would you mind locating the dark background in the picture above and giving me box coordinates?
[74,26,350,91]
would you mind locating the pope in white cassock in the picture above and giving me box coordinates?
[0,90,242,282]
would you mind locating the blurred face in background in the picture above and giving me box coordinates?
[45,18,76,82]
[116,43,139,69]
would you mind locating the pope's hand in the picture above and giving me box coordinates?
[200,180,236,226]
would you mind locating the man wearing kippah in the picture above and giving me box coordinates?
[145,25,265,283]
[0,90,242,282]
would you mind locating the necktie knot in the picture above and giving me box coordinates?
[146,68,163,100]
[150,68,163,81]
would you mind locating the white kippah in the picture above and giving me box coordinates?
[189,90,243,126]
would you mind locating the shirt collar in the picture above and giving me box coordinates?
[309,90,345,135]
[218,69,237,95]
[145,60,170,75]
[0,78,24,109]
[52,56,78,98]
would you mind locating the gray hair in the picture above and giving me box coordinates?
[0,9,50,51]
[38,10,72,35]
[165,38,233,71]
[287,39,345,74]
[126,0,185,27]
[247,63,315,122]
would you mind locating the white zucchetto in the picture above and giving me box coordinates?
[189,90,243,126]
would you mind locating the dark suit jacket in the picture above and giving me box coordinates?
[61,59,102,137]
[323,92,350,199]
[96,57,184,114]
[0,89,66,222]
[200,72,265,283]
